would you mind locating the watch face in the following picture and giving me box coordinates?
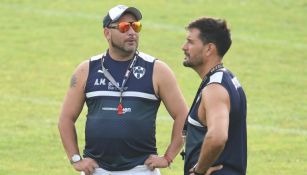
[72,154,81,162]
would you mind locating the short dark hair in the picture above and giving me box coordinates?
[187,17,232,57]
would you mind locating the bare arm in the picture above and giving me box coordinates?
[58,61,88,159]
[145,60,188,169]
[58,61,98,175]
[193,84,230,174]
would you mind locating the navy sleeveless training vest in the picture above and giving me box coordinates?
[83,51,161,171]
[184,68,247,175]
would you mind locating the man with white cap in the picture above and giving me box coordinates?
[58,4,188,175]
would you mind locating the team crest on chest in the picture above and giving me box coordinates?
[133,66,146,79]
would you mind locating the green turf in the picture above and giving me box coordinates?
[0,0,306,174]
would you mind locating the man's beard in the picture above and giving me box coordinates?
[183,56,203,68]
[111,40,137,55]
[183,59,193,67]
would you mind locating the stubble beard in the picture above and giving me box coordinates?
[183,55,196,68]
[183,56,203,68]
[111,39,138,55]
[183,59,193,67]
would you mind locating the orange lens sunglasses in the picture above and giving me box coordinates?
[108,21,142,33]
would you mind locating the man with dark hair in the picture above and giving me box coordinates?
[58,4,188,175]
[182,17,247,175]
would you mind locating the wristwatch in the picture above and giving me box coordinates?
[70,154,82,164]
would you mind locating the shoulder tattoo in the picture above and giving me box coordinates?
[70,74,77,88]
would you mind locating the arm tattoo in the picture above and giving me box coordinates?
[70,74,77,88]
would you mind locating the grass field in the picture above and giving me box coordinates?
[0,0,306,174]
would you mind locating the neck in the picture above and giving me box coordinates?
[197,58,222,79]
[108,48,135,61]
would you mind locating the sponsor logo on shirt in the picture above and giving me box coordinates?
[102,107,132,113]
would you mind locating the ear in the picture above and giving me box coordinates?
[205,43,217,56]
[104,28,111,41]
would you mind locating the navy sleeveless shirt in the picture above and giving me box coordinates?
[184,68,247,175]
[83,51,161,171]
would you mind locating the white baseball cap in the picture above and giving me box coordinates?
[103,5,142,27]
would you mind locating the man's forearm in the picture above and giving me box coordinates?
[195,135,226,173]
[58,118,80,160]
[164,117,185,160]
